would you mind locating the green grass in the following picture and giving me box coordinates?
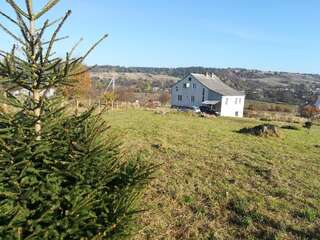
[245,100,298,112]
[103,109,320,240]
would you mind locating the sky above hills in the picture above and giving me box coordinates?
[1,0,320,73]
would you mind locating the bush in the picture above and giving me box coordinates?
[300,105,320,119]
[304,121,313,134]
[158,92,171,105]
[297,208,318,222]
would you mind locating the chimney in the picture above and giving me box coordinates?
[211,73,215,78]
[206,72,210,77]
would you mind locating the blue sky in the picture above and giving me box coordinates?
[1,0,320,73]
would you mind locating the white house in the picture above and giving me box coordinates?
[314,96,320,109]
[12,88,56,98]
[171,73,245,117]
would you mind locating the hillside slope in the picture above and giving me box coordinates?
[92,66,320,105]
[104,109,320,240]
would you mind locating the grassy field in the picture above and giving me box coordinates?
[103,109,320,240]
[245,100,298,112]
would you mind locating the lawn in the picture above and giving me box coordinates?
[103,109,320,240]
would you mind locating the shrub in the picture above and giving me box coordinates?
[297,208,318,222]
[300,105,320,119]
[159,92,171,105]
[304,121,313,133]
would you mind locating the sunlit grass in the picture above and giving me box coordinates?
[104,109,320,239]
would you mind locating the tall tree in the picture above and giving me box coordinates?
[0,1,154,239]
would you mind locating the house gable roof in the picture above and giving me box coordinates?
[190,73,245,96]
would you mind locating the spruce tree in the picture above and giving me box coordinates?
[0,1,154,239]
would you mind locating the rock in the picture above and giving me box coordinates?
[151,143,162,149]
[239,124,280,137]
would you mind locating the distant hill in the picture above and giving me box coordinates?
[91,65,320,105]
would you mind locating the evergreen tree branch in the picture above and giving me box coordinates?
[46,16,63,28]
[8,2,32,42]
[69,38,83,57]
[25,0,33,19]
[6,0,29,19]
[35,16,63,32]
[48,17,63,27]
[45,10,71,62]
[0,23,25,45]
[0,11,18,25]
[34,0,61,20]
[0,50,29,65]
[15,15,31,45]
[35,20,49,46]
[80,34,108,64]
[43,35,69,45]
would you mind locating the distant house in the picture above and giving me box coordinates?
[12,88,56,98]
[171,73,245,117]
[314,96,320,109]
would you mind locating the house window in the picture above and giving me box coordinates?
[176,86,178,91]
[186,83,190,88]
[193,84,197,88]
[191,96,195,103]
[235,111,239,117]
[178,95,182,101]
[202,88,205,102]
[239,98,242,104]
[225,98,229,105]
[188,77,192,81]
[235,98,238,104]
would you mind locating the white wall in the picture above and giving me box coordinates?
[315,97,320,109]
[171,75,209,108]
[220,96,245,117]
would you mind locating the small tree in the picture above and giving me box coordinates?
[159,92,170,105]
[0,1,154,239]
[61,64,92,111]
[300,105,320,119]
[103,91,117,109]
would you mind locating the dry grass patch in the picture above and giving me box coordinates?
[103,109,320,240]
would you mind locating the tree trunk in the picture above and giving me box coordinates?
[30,10,42,140]
[33,89,41,139]
[75,98,79,115]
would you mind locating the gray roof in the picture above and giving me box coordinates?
[191,73,245,96]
